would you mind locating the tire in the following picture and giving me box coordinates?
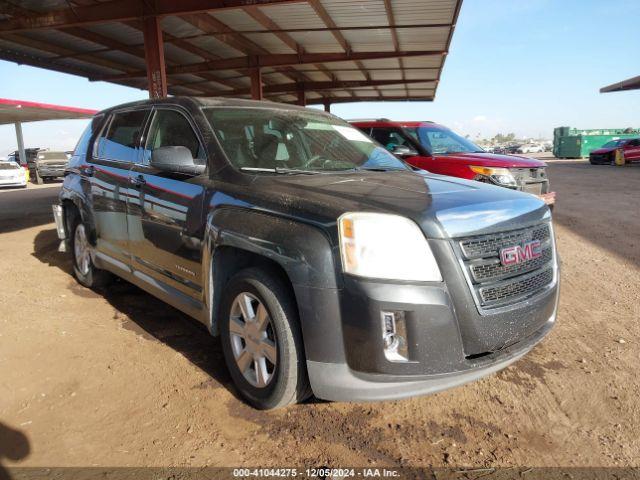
[220,267,311,409]
[70,215,112,288]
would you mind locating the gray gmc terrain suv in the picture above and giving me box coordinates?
[53,98,559,409]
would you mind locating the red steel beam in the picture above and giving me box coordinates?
[0,0,306,32]
[250,68,263,100]
[201,78,436,97]
[93,50,445,81]
[143,16,167,98]
[312,96,434,105]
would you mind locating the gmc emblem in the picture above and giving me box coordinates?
[500,240,542,266]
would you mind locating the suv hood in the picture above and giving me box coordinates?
[438,152,546,168]
[223,170,548,239]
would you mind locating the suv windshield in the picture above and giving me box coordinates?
[601,139,628,149]
[404,126,484,155]
[205,108,408,173]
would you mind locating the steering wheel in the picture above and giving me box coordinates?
[307,155,335,169]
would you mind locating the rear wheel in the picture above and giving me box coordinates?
[70,216,112,288]
[220,268,311,409]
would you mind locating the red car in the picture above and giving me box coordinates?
[589,138,640,165]
[351,120,555,205]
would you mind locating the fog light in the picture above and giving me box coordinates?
[381,311,409,362]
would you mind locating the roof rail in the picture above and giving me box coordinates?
[346,118,392,122]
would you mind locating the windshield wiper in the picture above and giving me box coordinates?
[356,167,407,172]
[240,167,319,175]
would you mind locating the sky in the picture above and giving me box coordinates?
[1,0,639,157]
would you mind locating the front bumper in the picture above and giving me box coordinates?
[0,175,27,187]
[308,314,554,402]
[37,168,65,178]
[301,237,559,402]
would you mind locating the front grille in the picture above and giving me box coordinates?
[479,268,554,305]
[461,225,550,259]
[470,247,552,283]
[590,154,610,164]
[456,223,555,310]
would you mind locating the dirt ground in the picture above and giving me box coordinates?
[0,161,638,470]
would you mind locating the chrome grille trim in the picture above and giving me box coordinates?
[460,224,550,260]
[479,267,554,306]
[454,222,557,311]
[469,244,553,283]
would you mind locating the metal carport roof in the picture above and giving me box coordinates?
[600,75,640,93]
[0,98,97,125]
[0,0,462,107]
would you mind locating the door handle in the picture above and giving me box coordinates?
[130,174,146,188]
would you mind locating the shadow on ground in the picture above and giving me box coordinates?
[32,228,240,401]
[0,422,29,480]
[0,185,61,234]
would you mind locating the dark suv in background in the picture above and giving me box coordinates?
[53,98,559,409]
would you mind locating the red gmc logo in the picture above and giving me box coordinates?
[500,240,542,266]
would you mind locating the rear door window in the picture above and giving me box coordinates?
[95,110,148,163]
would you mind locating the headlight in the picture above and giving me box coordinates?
[338,212,442,282]
[469,166,517,187]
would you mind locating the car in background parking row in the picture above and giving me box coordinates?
[589,138,640,165]
[350,120,555,206]
[0,158,27,188]
[7,148,68,183]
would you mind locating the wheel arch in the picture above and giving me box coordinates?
[203,207,346,365]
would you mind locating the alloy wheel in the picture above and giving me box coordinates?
[74,224,91,276]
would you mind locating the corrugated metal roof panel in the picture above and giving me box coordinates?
[188,35,243,59]
[243,33,294,54]
[397,26,449,51]
[289,31,342,53]
[320,0,388,27]
[342,29,395,52]
[161,16,205,38]
[86,23,143,45]
[393,0,456,24]
[0,38,56,58]
[0,0,461,105]
[260,3,326,29]
[210,10,264,31]
[334,70,368,81]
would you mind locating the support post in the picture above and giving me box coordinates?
[143,16,167,98]
[14,122,26,168]
[297,87,306,107]
[250,67,263,100]
[323,100,331,113]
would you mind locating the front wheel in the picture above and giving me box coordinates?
[220,268,311,409]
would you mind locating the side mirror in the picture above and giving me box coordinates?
[390,145,418,158]
[150,146,205,175]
